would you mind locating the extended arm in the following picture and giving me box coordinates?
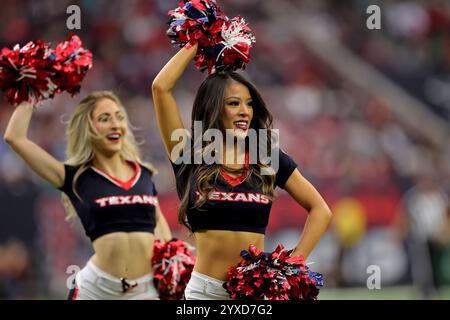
[4,102,65,188]
[151,44,198,157]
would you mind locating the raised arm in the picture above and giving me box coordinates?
[151,44,198,157]
[3,102,65,188]
[284,169,333,259]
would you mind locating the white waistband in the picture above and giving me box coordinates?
[75,260,158,299]
[190,270,226,286]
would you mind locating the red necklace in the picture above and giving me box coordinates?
[220,151,249,187]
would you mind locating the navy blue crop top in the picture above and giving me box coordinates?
[58,162,158,242]
[171,149,297,234]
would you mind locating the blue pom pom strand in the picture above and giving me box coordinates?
[308,271,324,287]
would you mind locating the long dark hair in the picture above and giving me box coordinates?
[176,71,276,231]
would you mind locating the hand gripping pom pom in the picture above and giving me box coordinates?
[224,244,324,300]
[151,238,196,300]
[167,0,256,74]
[0,35,92,106]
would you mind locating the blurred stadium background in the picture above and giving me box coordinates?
[1,0,449,299]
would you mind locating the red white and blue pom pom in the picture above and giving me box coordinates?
[52,35,93,96]
[224,244,324,300]
[152,238,196,300]
[0,40,56,105]
[167,0,256,74]
[0,35,92,106]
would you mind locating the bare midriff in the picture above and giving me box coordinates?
[91,232,154,279]
[193,230,265,281]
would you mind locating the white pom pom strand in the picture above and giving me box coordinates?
[218,18,256,61]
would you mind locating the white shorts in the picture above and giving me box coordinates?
[184,271,231,300]
[69,260,159,300]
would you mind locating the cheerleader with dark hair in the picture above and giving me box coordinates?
[151,43,332,300]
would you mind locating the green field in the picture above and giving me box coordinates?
[320,286,450,300]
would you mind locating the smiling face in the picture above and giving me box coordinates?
[220,80,254,140]
[91,98,128,156]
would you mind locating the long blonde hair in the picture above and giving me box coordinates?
[62,91,156,220]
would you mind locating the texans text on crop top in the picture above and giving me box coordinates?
[171,149,297,234]
[58,162,158,241]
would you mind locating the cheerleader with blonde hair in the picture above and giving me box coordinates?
[4,91,172,299]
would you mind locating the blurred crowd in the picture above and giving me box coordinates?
[0,0,449,299]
